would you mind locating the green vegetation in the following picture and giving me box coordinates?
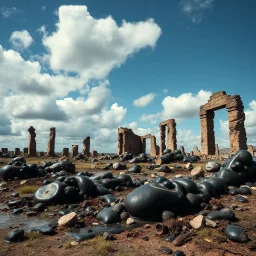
[18,185,39,194]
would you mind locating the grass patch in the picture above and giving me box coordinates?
[23,232,42,247]
[62,239,74,249]
[25,232,42,240]
[18,185,38,194]
[196,228,212,240]
[39,212,49,220]
[87,236,114,256]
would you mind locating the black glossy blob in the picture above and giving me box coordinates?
[34,182,66,205]
[118,174,133,187]
[96,207,121,224]
[225,224,248,243]
[128,164,141,173]
[5,228,24,243]
[124,182,186,221]
[217,150,254,186]
[207,208,235,221]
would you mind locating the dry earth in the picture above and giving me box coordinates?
[0,157,255,256]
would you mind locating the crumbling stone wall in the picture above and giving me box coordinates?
[82,136,90,156]
[118,128,143,156]
[200,91,247,155]
[46,127,56,156]
[72,145,78,157]
[28,126,37,156]
[140,134,158,157]
[159,119,177,155]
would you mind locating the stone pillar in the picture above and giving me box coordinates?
[159,125,166,155]
[23,148,28,154]
[200,110,215,155]
[180,146,185,154]
[159,119,177,155]
[72,145,78,157]
[167,120,177,151]
[28,126,37,156]
[191,151,194,156]
[150,136,157,157]
[227,96,247,153]
[82,136,90,156]
[47,127,56,157]
[14,148,20,155]
[215,144,219,155]
[62,148,69,157]
[92,150,98,157]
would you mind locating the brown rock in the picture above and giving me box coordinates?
[126,217,135,225]
[58,212,78,227]
[189,215,204,229]
[191,166,204,178]
[205,218,217,228]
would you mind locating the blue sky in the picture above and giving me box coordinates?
[0,0,255,153]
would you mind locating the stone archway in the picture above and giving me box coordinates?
[200,91,247,155]
[140,134,159,157]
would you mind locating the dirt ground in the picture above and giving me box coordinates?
[0,157,256,256]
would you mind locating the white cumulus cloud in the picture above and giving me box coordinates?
[133,93,156,107]
[42,5,162,80]
[9,30,33,50]
[140,90,212,123]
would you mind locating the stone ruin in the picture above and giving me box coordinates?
[140,134,159,157]
[200,91,247,155]
[247,145,256,156]
[159,119,177,155]
[62,148,69,157]
[14,148,20,156]
[118,127,160,157]
[180,146,185,154]
[28,126,37,156]
[23,148,28,154]
[117,91,252,157]
[193,146,201,156]
[215,144,220,155]
[46,127,56,157]
[92,150,98,158]
[72,145,79,157]
[118,119,177,157]
[1,148,8,154]
[82,136,90,156]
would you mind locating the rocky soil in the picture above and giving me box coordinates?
[0,156,255,256]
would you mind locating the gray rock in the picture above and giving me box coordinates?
[206,161,221,172]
